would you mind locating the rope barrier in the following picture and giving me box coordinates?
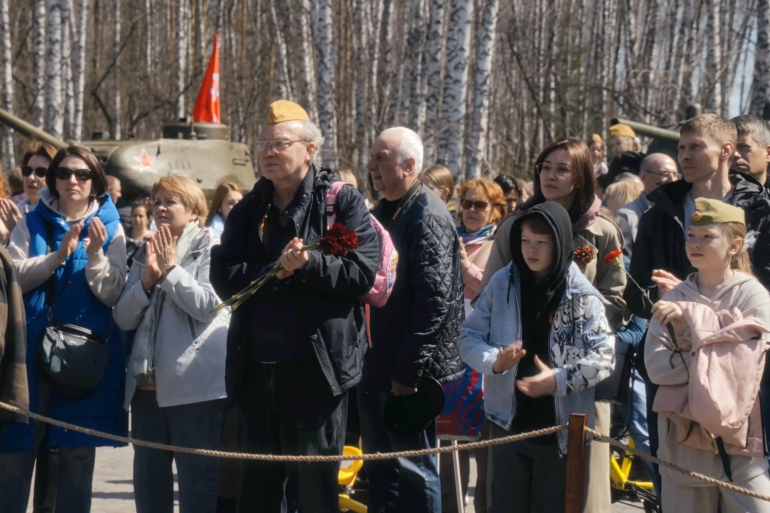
[586,427,770,503]
[0,401,564,462]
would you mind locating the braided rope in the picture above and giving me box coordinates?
[586,427,770,503]
[0,401,564,461]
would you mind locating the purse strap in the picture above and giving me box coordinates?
[44,222,56,315]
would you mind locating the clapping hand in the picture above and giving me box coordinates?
[0,199,21,241]
[492,341,526,374]
[141,237,162,292]
[86,218,108,254]
[56,223,83,262]
[154,226,178,274]
[516,356,557,398]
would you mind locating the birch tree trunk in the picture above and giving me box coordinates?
[72,0,88,141]
[62,0,74,137]
[0,0,14,170]
[112,0,121,140]
[422,0,445,164]
[33,0,47,128]
[354,0,368,170]
[401,0,425,130]
[466,0,499,179]
[47,0,64,139]
[436,0,473,178]
[751,0,770,116]
[298,0,317,121]
[270,0,293,100]
[705,0,722,112]
[376,0,393,128]
[175,0,190,120]
[313,0,338,168]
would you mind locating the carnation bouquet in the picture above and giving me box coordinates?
[212,223,359,313]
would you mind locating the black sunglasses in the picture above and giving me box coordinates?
[54,167,93,181]
[22,166,47,178]
[461,200,490,211]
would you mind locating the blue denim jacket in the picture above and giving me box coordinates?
[457,262,615,454]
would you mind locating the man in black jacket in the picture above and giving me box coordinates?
[359,127,465,513]
[209,100,380,513]
[627,114,770,500]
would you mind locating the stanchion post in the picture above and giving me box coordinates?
[564,413,588,513]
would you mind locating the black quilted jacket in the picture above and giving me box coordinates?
[364,184,466,392]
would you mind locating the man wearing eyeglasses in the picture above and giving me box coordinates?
[616,153,679,248]
[210,100,380,513]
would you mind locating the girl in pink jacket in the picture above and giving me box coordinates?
[645,198,770,513]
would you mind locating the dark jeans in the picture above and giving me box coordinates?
[237,360,347,513]
[0,446,95,513]
[358,386,441,513]
[131,390,226,513]
[489,422,588,513]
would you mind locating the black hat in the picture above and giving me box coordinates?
[383,375,446,436]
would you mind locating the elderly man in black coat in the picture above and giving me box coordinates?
[209,100,380,513]
[359,126,465,513]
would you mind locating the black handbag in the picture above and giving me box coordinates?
[594,338,634,404]
[37,225,111,400]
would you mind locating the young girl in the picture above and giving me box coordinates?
[646,198,770,513]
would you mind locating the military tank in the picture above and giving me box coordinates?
[0,107,256,203]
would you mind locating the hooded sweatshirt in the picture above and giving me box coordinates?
[507,203,575,438]
[645,271,770,485]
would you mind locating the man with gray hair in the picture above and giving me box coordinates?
[359,127,465,512]
[731,115,770,187]
[210,100,380,513]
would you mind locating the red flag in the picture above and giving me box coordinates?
[193,34,221,123]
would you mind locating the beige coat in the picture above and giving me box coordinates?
[478,211,629,329]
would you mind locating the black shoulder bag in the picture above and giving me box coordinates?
[38,223,111,400]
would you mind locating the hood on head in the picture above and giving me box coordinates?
[509,202,575,285]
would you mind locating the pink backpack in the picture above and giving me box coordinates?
[325,181,398,308]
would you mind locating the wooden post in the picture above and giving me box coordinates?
[564,413,588,513]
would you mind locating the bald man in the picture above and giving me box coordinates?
[616,153,679,245]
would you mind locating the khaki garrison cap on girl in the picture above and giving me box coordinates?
[265,100,310,124]
[609,124,636,139]
[691,198,745,226]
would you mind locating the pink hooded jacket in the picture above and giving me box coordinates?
[646,272,770,458]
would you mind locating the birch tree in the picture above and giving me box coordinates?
[705,0,722,112]
[175,0,190,119]
[0,0,14,170]
[421,0,445,164]
[33,0,47,128]
[62,0,75,137]
[466,0,499,179]
[436,0,473,178]
[72,0,89,141]
[112,0,121,139]
[47,0,64,139]
[313,0,338,168]
[298,0,317,121]
[270,0,293,101]
[751,0,770,116]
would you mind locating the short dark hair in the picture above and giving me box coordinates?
[681,113,737,146]
[521,215,554,237]
[531,138,595,223]
[46,146,108,199]
[493,174,522,196]
[21,140,57,170]
[732,115,770,148]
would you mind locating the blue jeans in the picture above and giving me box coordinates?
[0,446,95,513]
[618,368,658,493]
[131,390,225,513]
[358,386,441,513]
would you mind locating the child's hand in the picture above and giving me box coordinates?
[516,356,557,397]
[652,270,681,294]
[492,341,525,374]
[652,300,683,327]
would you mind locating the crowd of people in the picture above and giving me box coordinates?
[0,98,768,513]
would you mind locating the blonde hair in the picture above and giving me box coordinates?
[721,222,753,275]
[605,180,643,213]
[337,169,359,189]
[152,176,208,227]
[459,178,507,227]
[421,165,455,204]
[206,182,242,227]
[681,113,738,147]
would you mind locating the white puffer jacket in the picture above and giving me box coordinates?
[114,224,229,409]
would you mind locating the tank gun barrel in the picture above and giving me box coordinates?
[610,118,681,142]
[0,108,67,149]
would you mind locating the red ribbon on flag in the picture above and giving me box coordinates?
[193,34,221,123]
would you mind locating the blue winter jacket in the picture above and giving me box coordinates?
[0,195,128,454]
[457,262,615,455]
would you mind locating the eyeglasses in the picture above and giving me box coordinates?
[461,200,490,211]
[22,166,47,178]
[255,139,308,153]
[536,163,572,177]
[54,167,93,181]
[645,170,680,180]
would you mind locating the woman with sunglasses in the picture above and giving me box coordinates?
[476,137,627,513]
[0,146,128,513]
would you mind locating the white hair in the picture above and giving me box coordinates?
[380,127,424,173]
[296,120,325,165]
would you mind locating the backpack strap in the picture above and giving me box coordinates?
[325,181,354,229]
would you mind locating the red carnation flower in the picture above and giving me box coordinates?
[319,236,342,256]
[604,249,623,265]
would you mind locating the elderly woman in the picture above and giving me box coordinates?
[0,146,127,513]
[114,176,228,513]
